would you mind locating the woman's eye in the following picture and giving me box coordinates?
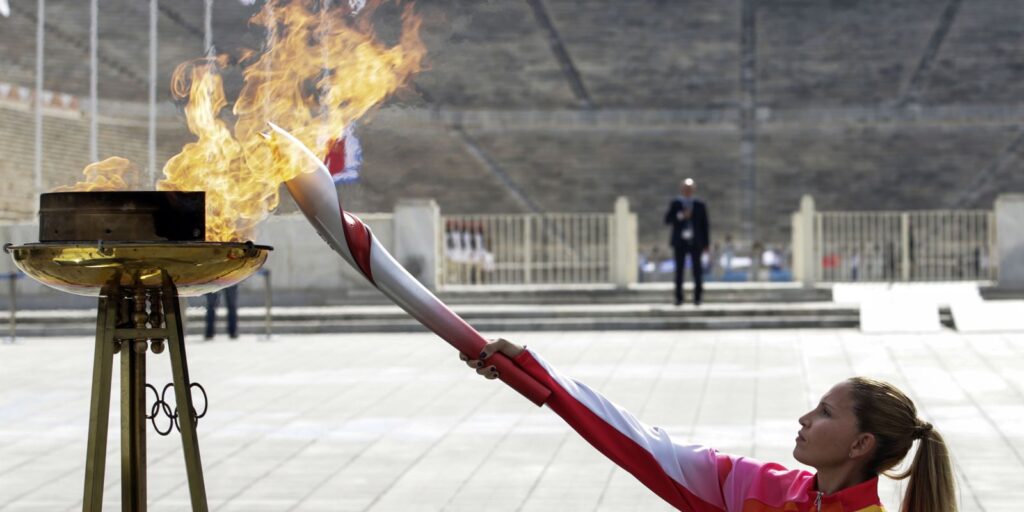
[821,408,831,418]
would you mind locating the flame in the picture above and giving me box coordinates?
[157,0,425,241]
[158,57,248,243]
[53,157,140,192]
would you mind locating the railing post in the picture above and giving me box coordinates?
[989,210,999,282]
[523,216,532,285]
[814,213,822,282]
[794,195,816,287]
[394,199,441,290]
[900,213,911,281]
[791,212,802,281]
[995,194,1024,289]
[610,196,638,288]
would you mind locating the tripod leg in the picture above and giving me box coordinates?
[83,296,118,512]
[162,286,209,511]
[120,336,147,508]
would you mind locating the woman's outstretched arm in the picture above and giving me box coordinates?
[466,340,809,511]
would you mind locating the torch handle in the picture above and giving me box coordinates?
[428,302,551,406]
[490,352,541,401]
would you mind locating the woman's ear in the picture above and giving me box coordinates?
[849,432,876,459]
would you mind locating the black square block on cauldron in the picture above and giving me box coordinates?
[39,191,205,242]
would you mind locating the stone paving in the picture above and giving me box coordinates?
[1,328,1022,511]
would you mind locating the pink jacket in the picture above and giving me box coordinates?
[513,349,886,511]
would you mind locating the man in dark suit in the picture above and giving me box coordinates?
[664,178,710,306]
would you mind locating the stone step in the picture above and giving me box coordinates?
[2,314,864,337]
[0,283,834,311]
[0,302,852,323]
[421,285,831,305]
[0,302,960,337]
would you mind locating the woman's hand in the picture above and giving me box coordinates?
[459,338,525,380]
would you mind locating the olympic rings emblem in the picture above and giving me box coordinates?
[145,382,208,436]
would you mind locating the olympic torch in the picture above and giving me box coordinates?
[269,123,551,406]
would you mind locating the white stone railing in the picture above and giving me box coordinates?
[792,196,999,284]
[439,197,637,287]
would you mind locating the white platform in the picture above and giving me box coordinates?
[859,298,942,333]
[833,282,981,306]
[832,283,893,305]
[951,300,1024,333]
[834,283,978,333]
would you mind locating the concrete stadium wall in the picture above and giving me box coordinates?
[8,1,1022,109]
[7,107,1023,265]
[2,1,1023,257]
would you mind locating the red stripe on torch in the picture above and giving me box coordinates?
[339,207,550,406]
[341,210,375,284]
[343,212,550,405]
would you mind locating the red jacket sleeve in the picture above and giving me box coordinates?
[512,348,732,511]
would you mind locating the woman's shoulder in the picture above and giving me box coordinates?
[722,456,815,505]
[726,455,812,480]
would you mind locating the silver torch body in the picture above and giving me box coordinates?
[273,123,550,406]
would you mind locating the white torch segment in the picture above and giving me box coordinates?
[269,121,360,268]
[274,122,551,406]
[282,165,360,268]
[368,234,479,340]
[285,164,494,355]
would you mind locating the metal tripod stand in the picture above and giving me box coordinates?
[82,274,208,511]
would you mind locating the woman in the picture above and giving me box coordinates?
[462,339,957,512]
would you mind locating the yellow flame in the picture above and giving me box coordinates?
[157,0,425,241]
[157,57,249,243]
[53,157,140,192]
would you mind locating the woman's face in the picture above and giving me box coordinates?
[793,381,864,469]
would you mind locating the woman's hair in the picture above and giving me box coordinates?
[847,377,957,512]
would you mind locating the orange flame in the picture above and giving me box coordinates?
[157,0,425,241]
[53,157,140,192]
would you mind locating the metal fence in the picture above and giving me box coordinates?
[813,210,997,282]
[439,213,613,286]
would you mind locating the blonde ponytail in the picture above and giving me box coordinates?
[847,378,958,512]
[892,426,957,512]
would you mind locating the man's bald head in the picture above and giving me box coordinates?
[680,178,696,198]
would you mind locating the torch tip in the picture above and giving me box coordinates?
[264,121,332,178]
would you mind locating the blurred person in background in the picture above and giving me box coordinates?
[664,178,710,305]
[204,284,239,340]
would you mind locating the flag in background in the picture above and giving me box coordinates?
[323,125,363,184]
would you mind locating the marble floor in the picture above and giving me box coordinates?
[1,328,1021,511]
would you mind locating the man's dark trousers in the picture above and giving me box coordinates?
[204,284,239,338]
[673,244,703,305]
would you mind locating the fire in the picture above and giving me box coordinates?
[53,157,139,192]
[158,0,425,242]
